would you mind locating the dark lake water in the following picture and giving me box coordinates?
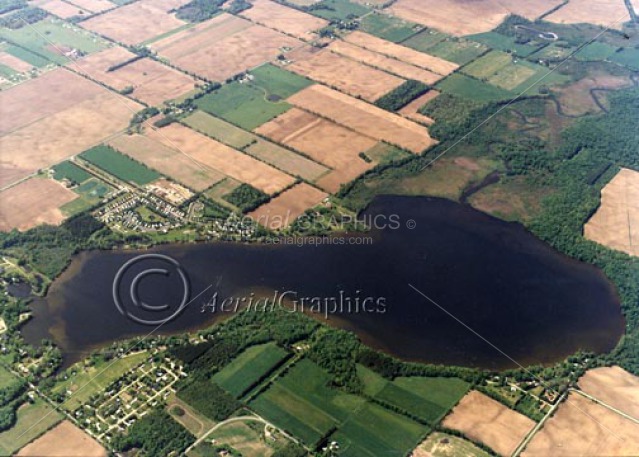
[23,196,624,370]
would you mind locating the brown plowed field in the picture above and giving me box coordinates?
[399,90,439,125]
[17,420,107,456]
[287,84,436,153]
[287,48,404,101]
[0,51,33,73]
[248,183,327,229]
[32,0,88,18]
[546,0,630,30]
[240,0,328,41]
[578,366,639,420]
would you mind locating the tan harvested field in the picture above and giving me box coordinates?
[151,123,295,194]
[555,73,632,116]
[74,47,197,105]
[17,420,107,457]
[108,132,225,191]
[578,366,639,420]
[443,390,535,457]
[32,0,88,18]
[328,40,442,85]
[288,85,436,153]
[388,0,562,35]
[522,392,639,456]
[585,168,639,257]
[152,13,301,82]
[67,0,115,13]
[0,51,32,73]
[248,183,327,229]
[399,89,439,125]
[240,0,328,41]
[288,48,404,101]
[206,177,242,201]
[0,178,78,231]
[80,0,188,45]
[244,140,329,181]
[286,0,320,5]
[344,31,458,75]
[255,107,376,192]
[546,0,630,30]
[0,68,140,188]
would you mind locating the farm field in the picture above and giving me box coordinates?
[250,63,313,100]
[51,160,92,185]
[359,12,422,43]
[413,432,491,457]
[462,50,511,79]
[201,422,276,457]
[204,178,242,203]
[546,0,630,30]
[585,167,639,256]
[0,398,63,456]
[344,31,458,75]
[388,0,562,35]
[0,50,34,73]
[468,31,542,57]
[51,351,148,411]
[443,390,535,457]
[61,177,113,216]
[577,366,639,420]
[183,111,258,149]
[211,343,290,397]
[244,140,329,182]
[150,123,295,194]
[399,89,439,124]
[522,392,639,456]
[554,72,632,116]
[66,0,115,13]
[0,68,140,188]
[80,0,189,45]
[363,142,412,163]
[240,0,328,41]
[108,132,225,191]
[611,48,639,71]
[248,183,328,229]
[436,73,514,102]
[73,47,197,105]
[0,43,49,70]
[403,32,488,66]
[328,40,442,85]
[16,420,107,457]
[255,107,376,192]
[331,402,429,457]
[574,42,618,61]
[31,0,89,18]
[307,0,369,21]
[196,82,292,130]
[0,178,78,231]
[81,145,160,185]
[151,13,301,82]
[288,85,436,153]
[250,358,365,446]
[0,17,108,64]
[288,48,404,102]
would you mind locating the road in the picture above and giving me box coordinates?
[511,391,566,457]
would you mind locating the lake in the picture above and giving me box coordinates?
[23,196,624,370]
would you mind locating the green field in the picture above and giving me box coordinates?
[81,146,160,185]
[212,343,290,398]
[196,82,291,130]
[308,0,369,21]
[0,398,63,456]
[51,161,91,185]
[183,111,257,149]
[0,18,107,65]
[462,50,512,79]
[436,73,514,102]
[611,48,639,71]
[393,376,470,420]
[468,31,542,57]
[574,41,617,61]
[250,63,312,100]
[363,142,411,164]
[331,402,429,457]
[530,43,575,61]
[401,28,447,50]
[52,351,148,411]
[425,38,489,66]
[0,365,17,390]
[60,177,113,215]
[360,13,421,43]
[3,43,50,67]
[250,359,364,446]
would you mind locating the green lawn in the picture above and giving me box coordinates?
[51,161,91,185]
[182,111,257,149]
[52,351,148,411]
[0,18,107,64]
[308,0,369,21]
[250,63,312,100]
[212,343,290,398]
[468,31,542,57]
[0,398,63,456]
[436,73,515,102]
[0,366,18,390]
[196,82,291,130]
[81,146,160,186]
[360,13,421,43]
[331,402,429,457]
